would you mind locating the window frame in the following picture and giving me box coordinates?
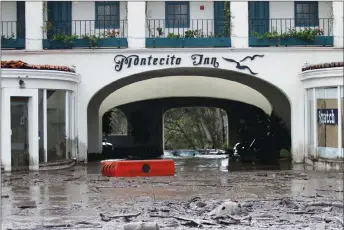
[294,1,319,27]
[165,1,190,28]
[95,1,120,29]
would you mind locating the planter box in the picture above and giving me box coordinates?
[249,37,278,47]
[249,36,334,47]
[73,39,90,48]
[280,36,334,46]
[1,39,25,49]
[183,38,231,47]
[98,38,128,48]
[43,39,74,49]
[146,37,231,48]
[44,38,128,49]
[146,38,183,48]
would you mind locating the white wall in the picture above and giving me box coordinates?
[146,1,214,38]
[269,2,333,36]
[1,1,17,38]
[2,48,343,164]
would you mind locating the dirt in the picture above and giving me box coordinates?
[1,158,343,230]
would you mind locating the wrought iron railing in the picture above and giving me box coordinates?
[146,19,231,38]
[1,21,25,39]
[1,21,25,49]
[249,18,333,36]
[42,20,128,39]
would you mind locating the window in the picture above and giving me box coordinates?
[294,1,319,27]
[316,88,338,150]
[95,1,120,29]
[165,1,190,28]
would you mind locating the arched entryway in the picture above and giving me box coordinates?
[87,67,292,160]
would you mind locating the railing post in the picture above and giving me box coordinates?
[230,2,249,48]
[333,1,343,48]
[25,1,43,51]
[127,1,146,49]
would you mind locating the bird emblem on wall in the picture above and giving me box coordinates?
[222,54,264,75]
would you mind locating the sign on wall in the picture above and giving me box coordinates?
[317,109,338,125]
[113,54,264,75]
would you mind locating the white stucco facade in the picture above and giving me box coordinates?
[301,66,344,160]
[1,1,343,171]
[0,69,79,171]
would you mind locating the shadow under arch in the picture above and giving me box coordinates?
[87,67,292,153]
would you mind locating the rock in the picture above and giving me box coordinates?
[207,200,244,217]
[278,198,299,209]
[195,201,207,208]
[122,222,160,230]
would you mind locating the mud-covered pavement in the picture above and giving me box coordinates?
[1,158,343,230]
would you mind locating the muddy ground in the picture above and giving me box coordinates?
[1,158,343,230]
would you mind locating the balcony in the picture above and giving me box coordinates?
[146,19,231,48]
[249,18,334,47]
[42,20,128,49]
[1,21,25,49]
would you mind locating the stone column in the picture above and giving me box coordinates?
[127,1,146,48]
[25,1,44,50]
[0,89,11,172]
[65,91,70,160]
[43,89,48,163]
[28,92,39,171]
[230,2,249,48]
[332,1,343,48]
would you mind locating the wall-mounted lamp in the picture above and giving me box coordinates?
[19,79,26,88]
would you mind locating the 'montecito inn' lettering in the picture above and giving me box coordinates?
[114,55,182,71]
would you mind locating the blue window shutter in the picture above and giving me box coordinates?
[95,1,120,29]
[16,1,25,39]
[165,1,190,28]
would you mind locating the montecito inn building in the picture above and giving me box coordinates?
[0,1,343,171]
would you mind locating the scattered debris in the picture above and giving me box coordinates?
[17,203,37,209]
[279,198,299,209]
[63,176,83,182]
[287,211,317,215]
[306,201,344,209]
[123,222,160,230]
[100,212,142,222]
[312,216,344,226]
[174,216,217,227]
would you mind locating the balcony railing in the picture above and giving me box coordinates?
[42,20,128,49]
[146,19,231,48]
[249,18,333,47]
[1,21,25,49]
